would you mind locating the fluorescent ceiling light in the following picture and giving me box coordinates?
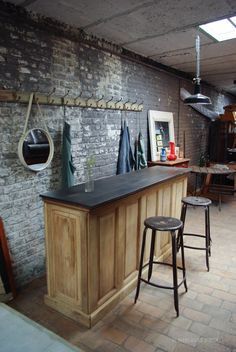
[200,18,236,42]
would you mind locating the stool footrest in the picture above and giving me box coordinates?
[183,233,206,239]
[184,245,210,251]
[142,261,184,271]
[140,277,186,290]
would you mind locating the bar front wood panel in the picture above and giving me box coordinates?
[44,175,187,327]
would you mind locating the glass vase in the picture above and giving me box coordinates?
[84,167,94,192]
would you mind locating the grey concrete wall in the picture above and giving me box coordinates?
[0,2,235,286]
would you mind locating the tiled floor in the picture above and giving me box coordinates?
[8,197,236,352]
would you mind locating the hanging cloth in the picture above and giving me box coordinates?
[134,111,147,170]
[134,132,147,170]
[61,109,76,188]
[117,119,135,174]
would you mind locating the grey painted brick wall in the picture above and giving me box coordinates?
[0,2,235,286]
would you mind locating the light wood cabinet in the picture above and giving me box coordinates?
[43,174,187,327]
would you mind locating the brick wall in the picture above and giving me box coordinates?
[0,2,235,286]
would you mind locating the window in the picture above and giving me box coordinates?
[199,18,236,42]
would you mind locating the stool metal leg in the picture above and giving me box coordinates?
[148,229,156,281]
[171,231,179,317]
[207,205,211,256]
[135,227,147,303]
[179,228,188,292]
[205,206,210,271]
[177,203,187,251]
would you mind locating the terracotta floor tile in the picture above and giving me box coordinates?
[124,335,156,352]
[182,307,211,325]
[145,331,176,352]
[100,326,128,345]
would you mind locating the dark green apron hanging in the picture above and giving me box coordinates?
[135,111,147,170]
[117,114,135,175]
[61,107,76,188]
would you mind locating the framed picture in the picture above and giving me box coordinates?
[148,110,175,161]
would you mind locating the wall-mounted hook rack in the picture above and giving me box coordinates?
[0,88,143,112]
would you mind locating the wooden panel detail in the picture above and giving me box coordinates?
[160,185,171,249]
[45,205,87,310]
[125,202,139,278]
[116,206,125,286]
[171,179,185,219]
[144,192,157,262]
[53,212,78,300]
[99,213,116,299]
[88,215,99,312]
[138,196,147,266]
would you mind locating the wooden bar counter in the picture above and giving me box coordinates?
[41,166,190,327]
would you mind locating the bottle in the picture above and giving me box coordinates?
[160,147,167,162]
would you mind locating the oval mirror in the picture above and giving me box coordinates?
[18,128,54,172]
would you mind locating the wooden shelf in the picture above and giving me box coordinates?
[148,158,190,168]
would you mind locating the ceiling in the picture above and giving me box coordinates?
[8,0,236,96]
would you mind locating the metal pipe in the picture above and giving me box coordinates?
[196,35,200,80]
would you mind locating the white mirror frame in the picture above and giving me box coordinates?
[18,128,54,172]
[148,110,175,161]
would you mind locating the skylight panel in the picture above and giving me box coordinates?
[200,18,236,42]
[230,16,236,25]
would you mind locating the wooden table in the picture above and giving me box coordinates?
[148,158,190,168]
[191,164,236,209]
[41,167,190,327]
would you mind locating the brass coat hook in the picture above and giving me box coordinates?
[16,82,22,101]
[86,94,94,107]
[131,100,137,110]
[74,91,83,106]
[63,89,70,105]
[115,98,122,108]
[47,87,56,103]
[97,95,104,107]
[124,99,130,110]
[34,86,40,102]
[138,101,144,109]
[106,96,113,107]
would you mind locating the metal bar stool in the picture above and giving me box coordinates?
[177,196,212,271]
[134,216,187,317]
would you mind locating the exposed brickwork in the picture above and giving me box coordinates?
[0,1,235,286]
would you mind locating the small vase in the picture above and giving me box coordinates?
[84,168,94,192]
[167,141,177,161]
[160,147,167,162]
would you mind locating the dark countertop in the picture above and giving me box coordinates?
[41,166,190,210]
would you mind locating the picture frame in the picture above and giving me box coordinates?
[148,110,175,161]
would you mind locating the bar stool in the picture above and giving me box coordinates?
[177,196,212,271]
[134,216,187,317]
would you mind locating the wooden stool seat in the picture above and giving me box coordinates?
[182,196,212,207]
[144,216,182,231]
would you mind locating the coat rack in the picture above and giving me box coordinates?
[0,88,143,112]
